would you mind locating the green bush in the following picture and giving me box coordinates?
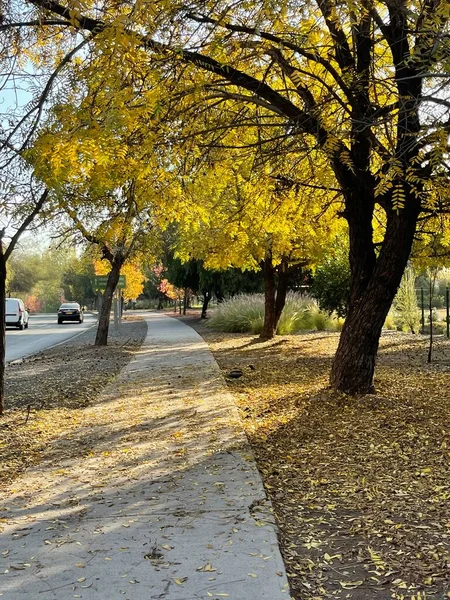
[334,317,345,332]
[207,292,339,334]
[422,321,446,335]
[312,310,328,331]
[310,243,351,318]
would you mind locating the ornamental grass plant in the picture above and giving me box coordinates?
[208,292,339,334]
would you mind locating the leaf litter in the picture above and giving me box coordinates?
[187,318,450,600]
[0,317,147,488]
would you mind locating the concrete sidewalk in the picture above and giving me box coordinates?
[0,312,290,599]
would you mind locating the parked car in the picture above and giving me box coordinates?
[5,298,29,330]
[57,302,84,324]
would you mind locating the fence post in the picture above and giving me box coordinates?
[421,287,425,334]
[447,288,449,339]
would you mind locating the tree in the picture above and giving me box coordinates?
[6,0,450,392]
[62,189,155,346]
[27,60,167,344]
[95,259,145,302]
[174,152,339,338]
[62,252,96,306]
[7,254,41,296]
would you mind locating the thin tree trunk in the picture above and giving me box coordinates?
[95,260,122,346]
[331,201,420,394]
[274,258,289,327]
[183,289,187,315]
[215,289,224,303]
[428,273,434,363]
[201,291,210,319]
[260,253,276,340]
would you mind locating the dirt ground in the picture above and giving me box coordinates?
[1,316,147,487]
[183,312,450,600]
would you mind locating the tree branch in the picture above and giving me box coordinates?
[4,189,49,261]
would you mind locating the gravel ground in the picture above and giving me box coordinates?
[1,316,147,486]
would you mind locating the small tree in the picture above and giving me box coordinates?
[393,266,420,334]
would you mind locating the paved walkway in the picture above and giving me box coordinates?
[1,313,290,599]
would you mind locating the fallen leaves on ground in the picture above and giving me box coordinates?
[188,317,450,600]
[0,317,147,487]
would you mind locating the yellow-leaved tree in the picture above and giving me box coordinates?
[27,43,175,345]
[94,260,145,301]
[6,0,450,392]
[173,136,344,338]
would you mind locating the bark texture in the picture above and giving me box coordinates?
[201,291,210,319]
[330,199,420,394]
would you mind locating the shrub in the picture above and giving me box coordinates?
[312,309,328,331]
[276,293,317,334]
[422,321,446,335]
[310,243,351,318]
[334,317,345,332]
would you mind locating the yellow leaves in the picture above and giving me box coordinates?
[339,580,364,589]
[120,263,145,300]
[392,183,406,212]
[339,149,355,174]
[68,8,81,27]
[174,144,341,273]
[368,546,385,570]
[94,261,145,300]
[196,562,216,572]
[115,145,128,161]
[289,70,303,88]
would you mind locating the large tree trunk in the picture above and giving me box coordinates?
[95,259,122,346]
[0,250,6,415]
[331,200,420,394]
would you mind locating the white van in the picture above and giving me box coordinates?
[5,298,29,330]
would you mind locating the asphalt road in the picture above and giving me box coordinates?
[5,313,97,363]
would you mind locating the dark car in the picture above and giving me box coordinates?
[57,302,84,324]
